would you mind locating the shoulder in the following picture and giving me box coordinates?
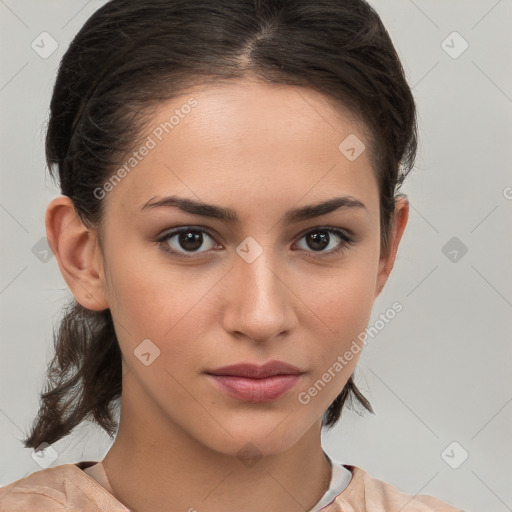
[330,465,465,512]
[0,463,107,512]
[0,464,73,511]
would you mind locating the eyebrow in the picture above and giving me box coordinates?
[140,195,366,224]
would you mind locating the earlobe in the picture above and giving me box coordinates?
[375,195,409,298]
[45,195,109,311]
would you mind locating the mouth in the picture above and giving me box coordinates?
[205,360,303,403]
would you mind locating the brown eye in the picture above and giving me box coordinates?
[176,230,204,251]
[295,228,354,257]
[305,231,330,251]
[157,227,219,257]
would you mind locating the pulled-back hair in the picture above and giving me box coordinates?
[23,0,417,450]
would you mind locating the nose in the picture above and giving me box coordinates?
[221,246,297,344]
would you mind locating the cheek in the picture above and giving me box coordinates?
[294,263,376,413]
[105,247,227,367]
[327,274,374,330]
[302,280,373,391]
[296,240,381,396]
[300,255,379,339]
[105,232,201,321]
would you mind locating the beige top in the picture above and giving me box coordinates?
[0,460,464,511]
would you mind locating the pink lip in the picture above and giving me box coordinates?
[206,361,303,403]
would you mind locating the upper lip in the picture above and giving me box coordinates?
[206,360,302,379]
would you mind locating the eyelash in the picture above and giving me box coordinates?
[154,226,355,260]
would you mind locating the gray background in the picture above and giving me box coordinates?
[1,1,511,511]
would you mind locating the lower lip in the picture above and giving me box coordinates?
[207,374,301,403]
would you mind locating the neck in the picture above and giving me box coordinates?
[102,399,331,512]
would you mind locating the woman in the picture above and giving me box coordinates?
[0,0,464,510]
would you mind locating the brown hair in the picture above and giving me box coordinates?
[23,0,417,450]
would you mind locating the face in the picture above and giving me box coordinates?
[81,79,395,456]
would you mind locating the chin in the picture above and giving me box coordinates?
[197,414,317,459]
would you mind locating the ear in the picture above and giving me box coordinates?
[45,195,109,311]
[374,195,409,298]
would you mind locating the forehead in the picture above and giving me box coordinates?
[106,79,379,218]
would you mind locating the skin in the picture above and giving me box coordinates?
[46,78,408,512]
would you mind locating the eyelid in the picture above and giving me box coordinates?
[293,224,354,242]
[154,225,355,258]
[292,226,355,259]
[155,226,220,257]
